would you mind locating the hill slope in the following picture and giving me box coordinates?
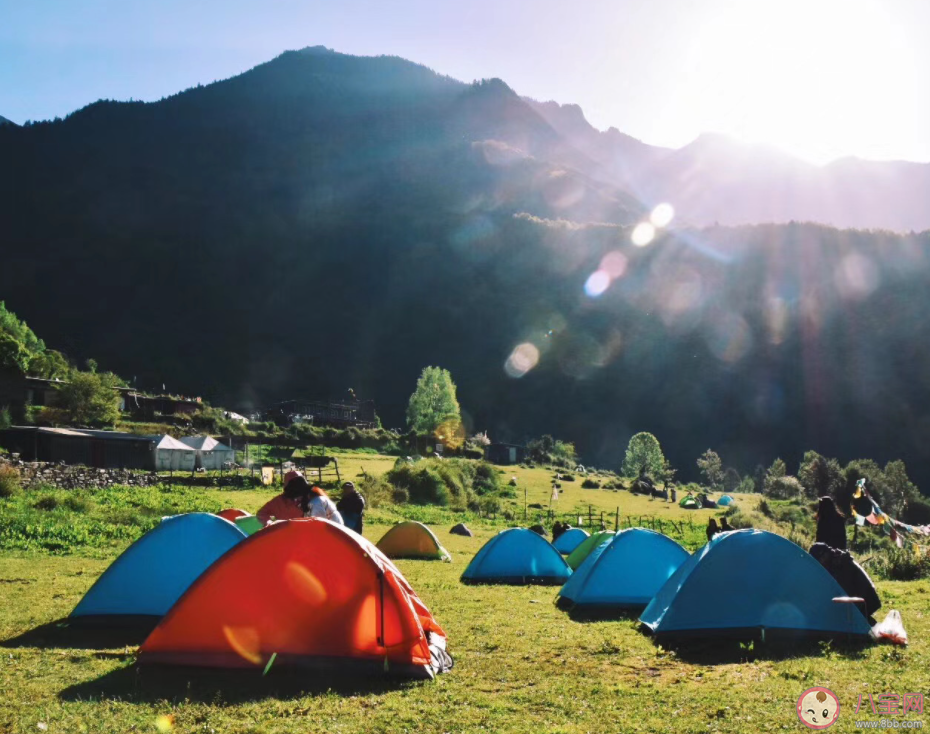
[2,49,930,486]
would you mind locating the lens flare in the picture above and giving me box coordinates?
[504,343,540,378]
[706,313,753,363]
[155,715,175,733]
[599,251,628,279]
[435,417,466,449]
[835,253,879,299]
[631,222,656,247]
[650,203,675,228]
[284,562,328,606]
[584,270,611,297]
[222,625,262,665]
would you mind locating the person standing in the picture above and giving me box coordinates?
[256,470,312,526]
[337,481,366,534]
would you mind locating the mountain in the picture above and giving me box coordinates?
[2,48,930,487]
[0,115,18,127]
[528,99,930,231]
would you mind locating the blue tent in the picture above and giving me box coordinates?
[718,495,734,506]
[558,528,689,610]
[71,513,246,620]
[461,528,572,585]
[552,527,590,555]
[640,529,872,639]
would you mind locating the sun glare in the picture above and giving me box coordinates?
[678,0,919,164]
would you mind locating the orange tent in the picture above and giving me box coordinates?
[216,508,249,522]
[138,519,450,678]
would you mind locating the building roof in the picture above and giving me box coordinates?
[155,435,196,451]
[179,436,232,452]
[13,426,157,443]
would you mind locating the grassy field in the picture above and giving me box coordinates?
[2,453,926,733]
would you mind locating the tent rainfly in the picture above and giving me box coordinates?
[154,435,197,471]
[179,435,235,470]
[557,528,689,611]
[70,513,246,621]
[137,518,452,678]
[640,529,873,640]
[376,522,451,561]
[552,528,590,555]
[461,528,572,585]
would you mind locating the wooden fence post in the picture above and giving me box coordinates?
[615,507,619,531]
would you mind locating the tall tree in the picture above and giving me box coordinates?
[405,366,461,436]
[696,449,724,490]
[621,432,666,478]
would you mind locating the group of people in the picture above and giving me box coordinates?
[256,470,367,534]
[705,516,733,541]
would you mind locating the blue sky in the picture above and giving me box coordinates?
[2,0,928,163]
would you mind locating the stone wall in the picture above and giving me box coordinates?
[0,455,161,490]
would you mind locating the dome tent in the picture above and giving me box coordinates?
[640,529,872,641]
[717,495,734,506]
[376,521,451,561]
[679,495,700,510]
[552,528,590,555]
[138,519,451,679]
[557,528,689,611]
[71,513,246,621]
[461,528,571,585]
[566,530,617,570]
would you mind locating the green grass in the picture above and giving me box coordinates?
[1,524,928,733]
[1,453,927,733]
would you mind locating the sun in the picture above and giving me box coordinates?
[677,0,920,164]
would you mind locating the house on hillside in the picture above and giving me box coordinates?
[261,397,377,429]
[0,371,67,412]
[124,392,201,420]
[486,443,527,465]
[0,426,157,469]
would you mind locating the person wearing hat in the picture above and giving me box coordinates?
[337,481,366,534]
[256,470,313,526]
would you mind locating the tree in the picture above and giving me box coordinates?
[621,432,666,478]
[763,458,787,495]
[722,467,741,493]
[29,349,70,380]
[696,449,724,490]
[58,371,121,426]
[0,332,31,374]
[405,366,461,437]
[798,451,844,500]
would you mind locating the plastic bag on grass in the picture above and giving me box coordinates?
[871,609,908,645]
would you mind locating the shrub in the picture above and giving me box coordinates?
[870,549,930,581]
[34,495,60,511]
[0,464,22,498]
[0,405,11,430]
[386,464,451,506]
[391,487,410,504]
[582,478,600,489]
[480,496,502,516]
[63,495,92,513]
[352,472,392,509]
[473,462,500,495]
[560,474,576,482]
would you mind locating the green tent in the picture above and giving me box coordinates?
[679,495,700,510]
[566,531,617,570]
[235,515,264,536]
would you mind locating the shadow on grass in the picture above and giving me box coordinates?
[0,618,158,650]
[59,664,418,704]
[646,628,872,665]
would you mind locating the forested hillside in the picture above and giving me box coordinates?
[2,47,929,484]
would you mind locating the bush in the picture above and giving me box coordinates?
[356,472,394,509]
[473,462,500,495]
[63,495,92,513]
[560,474,576,482]
[582,478,600,489]
[34,495,59,511]
[0,464,22,498]
[386,464,451,506]
[870,549,930,581]
[391,487,410,504]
